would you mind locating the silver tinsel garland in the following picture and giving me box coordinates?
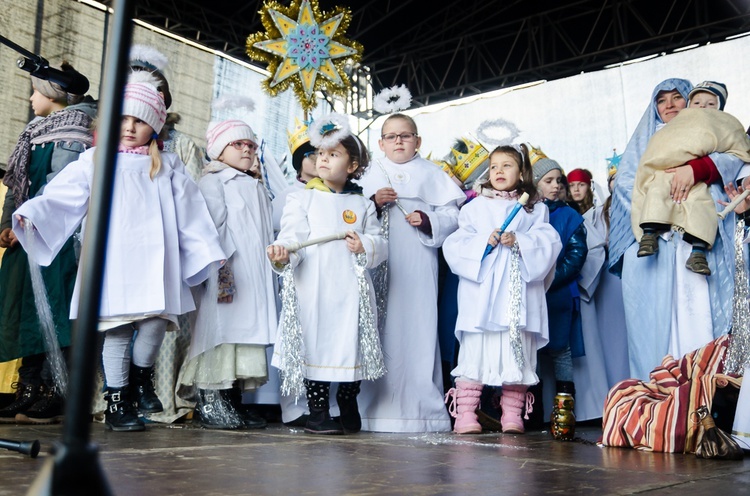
[278,263,305,398]
[507,242,525,368]
[353,252,387,380]
[371,207,390,333]
[724,218,750,375]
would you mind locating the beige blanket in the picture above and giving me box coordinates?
[632,108,750,245]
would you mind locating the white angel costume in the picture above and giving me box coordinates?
[357,154,465,432]
[443,195,561,386]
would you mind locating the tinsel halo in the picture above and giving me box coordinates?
[308,112,350,149]
[475,118,521,147]
[373,85,412,114]
[246,0,363,113]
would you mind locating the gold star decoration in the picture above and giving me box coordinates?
[246,0,363,112]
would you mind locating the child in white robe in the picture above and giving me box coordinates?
[357,113,465,433]
[267,114,387,435]
[12,72,225,432]
[179,120,277,430]
[443,144,561,434]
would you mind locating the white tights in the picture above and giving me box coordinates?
[102,318,167,388]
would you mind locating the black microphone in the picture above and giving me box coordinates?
[17,56,90,95]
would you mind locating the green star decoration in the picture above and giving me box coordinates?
[247,0,363,112]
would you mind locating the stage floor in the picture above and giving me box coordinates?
[1,422,750,495]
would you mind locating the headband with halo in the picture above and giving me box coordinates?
[373,85,412,114]
[308,113,351,150]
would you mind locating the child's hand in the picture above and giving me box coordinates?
[0,228,16,248]
[266,244,290,265]
[373,187,398,207]
[665,165,695,204]
[721,181,750,214]
[488,229,501,247]
[405,211,423,227]
[345,231,365,254]
[499,231,516,247]
[218,295,234,304]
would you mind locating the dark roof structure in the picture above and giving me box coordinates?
[117,0,750,106]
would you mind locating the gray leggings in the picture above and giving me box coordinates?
[102,318,167,388]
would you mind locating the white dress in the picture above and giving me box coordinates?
[357,154,465,432]
[271,186,387,383]
[13,148,225,323]
[443,196,561,386]
[571,206,610,420]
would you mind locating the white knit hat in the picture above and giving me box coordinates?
[206,120,258,160]
[122,71,167,134]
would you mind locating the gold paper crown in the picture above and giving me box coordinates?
[527,144,548,166]
[287,117,311,154]
[451,138,489,183]
[431,158,456,178]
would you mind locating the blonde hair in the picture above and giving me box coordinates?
[148,139,162,179]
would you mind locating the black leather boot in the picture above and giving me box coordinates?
[226,385,267,429]
[17,385,64,424]
[130,364,163,414]
[304,379,343,435]
[336,381,362,434]
[0,383,40,424]
[195,389,243,430]
[104,387,145,432]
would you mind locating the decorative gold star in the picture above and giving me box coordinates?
[247,0,363,112]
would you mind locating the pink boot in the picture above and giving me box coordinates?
[445,380,483,434]
[500,384,533,434]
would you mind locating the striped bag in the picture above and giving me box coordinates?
[600,335,742,453]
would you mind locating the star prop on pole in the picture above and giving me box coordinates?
[246,0,363,113]
[606,148,622,177]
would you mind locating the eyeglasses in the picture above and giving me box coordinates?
[228,140,257,151]
[381,132,418,143]
[303,151,317,159]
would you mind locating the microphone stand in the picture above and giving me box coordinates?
[25,0,135,493]
[0,33,49,74]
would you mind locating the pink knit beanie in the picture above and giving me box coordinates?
[206,120,258,160]
[122,71,167,134]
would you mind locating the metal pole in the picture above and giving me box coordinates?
[26,0,135,493]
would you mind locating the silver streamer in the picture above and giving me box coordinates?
[25,221,68,395]
[371,207,390,333]
[507,242,524,369]
[278,264,305,398]
[353,252,387,380]
[724,219,750,375]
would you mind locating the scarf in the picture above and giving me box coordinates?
[4,108,93,208]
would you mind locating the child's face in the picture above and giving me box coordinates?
[689,92,719,109]
[316,142,357,191]
[299,151,319,182]
[655,90,686,123]
[569,181,589,202]
[378,118,421,164]
[29,89,57,117]
[488,152,521,192]
[121,116,155,148]
[537,169,562,201]
[218,140,258,172]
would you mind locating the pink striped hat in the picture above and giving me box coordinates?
[206,120,257,160]
[122,71,167,134]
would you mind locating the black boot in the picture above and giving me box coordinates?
[524,381,545,431]
[130,364,163,414]
[304,380,343,435]
[104,387,145,432]
[17,385,64,424]
[0,383,40,424]
[195,389,242,430]
[336,381,362,434]
[227,385,267,429]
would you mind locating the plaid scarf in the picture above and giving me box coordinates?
[4,108,93,208]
